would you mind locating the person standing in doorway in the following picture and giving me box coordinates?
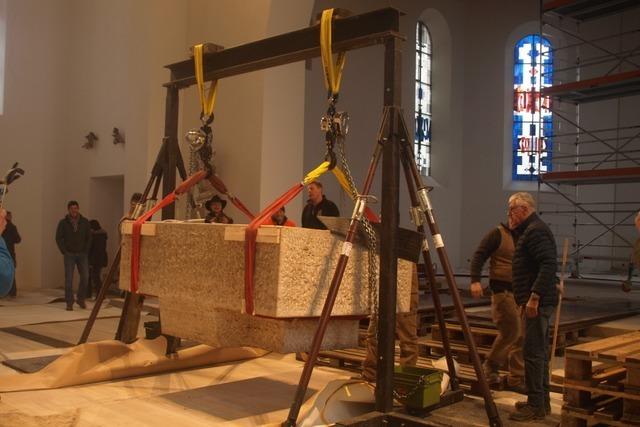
[87,219,108,299]
[2,211,21,298]
[56,201,92,311]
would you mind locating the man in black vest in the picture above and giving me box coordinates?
[301,181,339,229]
[470,221,523,392]
[508,192,557,422]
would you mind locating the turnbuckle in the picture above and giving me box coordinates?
[409,206,424,226]
[352,194,378,222]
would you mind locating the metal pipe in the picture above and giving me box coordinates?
[544,183,634,246]
[551,109,640,166]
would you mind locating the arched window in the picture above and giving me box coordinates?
[415,21,432,176]
[512,35,553,181]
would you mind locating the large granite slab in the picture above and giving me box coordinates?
[120,222,413,317]
[119,221,413,353]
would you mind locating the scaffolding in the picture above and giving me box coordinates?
[538,0,640,277]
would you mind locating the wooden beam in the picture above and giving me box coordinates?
[164,7,402,88]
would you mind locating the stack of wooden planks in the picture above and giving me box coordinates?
[563,331,640,426]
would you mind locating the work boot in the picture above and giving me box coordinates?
[482,360,500,385]
[505,382,527,394]
[66,305,73,311]
[515,400,551,415]
[78,300,87,309]
[509,403,546,421]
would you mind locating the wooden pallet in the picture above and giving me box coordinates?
[431,320,589,360]
[311,346,508,393]
[563,331,640,426]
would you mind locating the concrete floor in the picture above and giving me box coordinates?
[0,290,564,426]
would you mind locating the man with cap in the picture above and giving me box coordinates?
[205,195,233,224]
[263,206,296,227]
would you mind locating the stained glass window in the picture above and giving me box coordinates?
[512,35,553,181]
[415,21,432,176]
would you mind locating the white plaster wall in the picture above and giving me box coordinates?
[0,0,189,289]
[0,0,72,290]
[2,0,637,290]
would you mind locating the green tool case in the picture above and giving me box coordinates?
[393,365,443,409]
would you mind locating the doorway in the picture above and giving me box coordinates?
[89,175,124,261]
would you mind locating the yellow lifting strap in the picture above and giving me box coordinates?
[320,9,346,96]
[332,167,356,199]
[303,161,331,185]
[302,164,358,199]
[193,44,218,119]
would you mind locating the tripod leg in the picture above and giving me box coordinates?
[78,249,122,344]
[284,138,385,427]
[396,113,502,426]
[399,150,460,390]
[115,292,145,343]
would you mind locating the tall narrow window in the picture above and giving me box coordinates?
[415,21,432,176]
[512,35,553,181]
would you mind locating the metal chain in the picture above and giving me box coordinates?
[337,136,379,319]
[186,144,199,219]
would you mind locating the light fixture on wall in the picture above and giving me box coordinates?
[112,127,125,145]
[83,132,98,149]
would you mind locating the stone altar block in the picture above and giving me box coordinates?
[120,222,414,353]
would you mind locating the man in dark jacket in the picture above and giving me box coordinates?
[2,211,21,297]
[301,181,339,229]
[56,201,92,310]
[508,192,558,422]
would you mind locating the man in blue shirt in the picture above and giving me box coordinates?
[0,209,15,297]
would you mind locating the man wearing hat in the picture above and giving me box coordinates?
[205,195,233,224]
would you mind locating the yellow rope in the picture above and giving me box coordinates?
[320,9,346,96]
[193,44,218,119]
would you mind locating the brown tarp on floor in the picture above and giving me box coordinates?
[0,336,267,392]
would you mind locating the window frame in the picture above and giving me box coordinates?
[512,34,553,181]
[415,20,432,177]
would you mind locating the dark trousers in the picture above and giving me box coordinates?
[88,266,103,298]
[64,253,88,306]
[8,257,16,297]
[524,304,555,408]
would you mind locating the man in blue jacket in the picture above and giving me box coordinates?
[508,192,558,421]
[0,209,15,297]
[56,201,92,310]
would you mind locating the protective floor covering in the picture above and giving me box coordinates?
[0,336,267,392]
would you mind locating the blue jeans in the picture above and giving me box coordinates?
[64,253,88,306]
[524,303,555,408]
